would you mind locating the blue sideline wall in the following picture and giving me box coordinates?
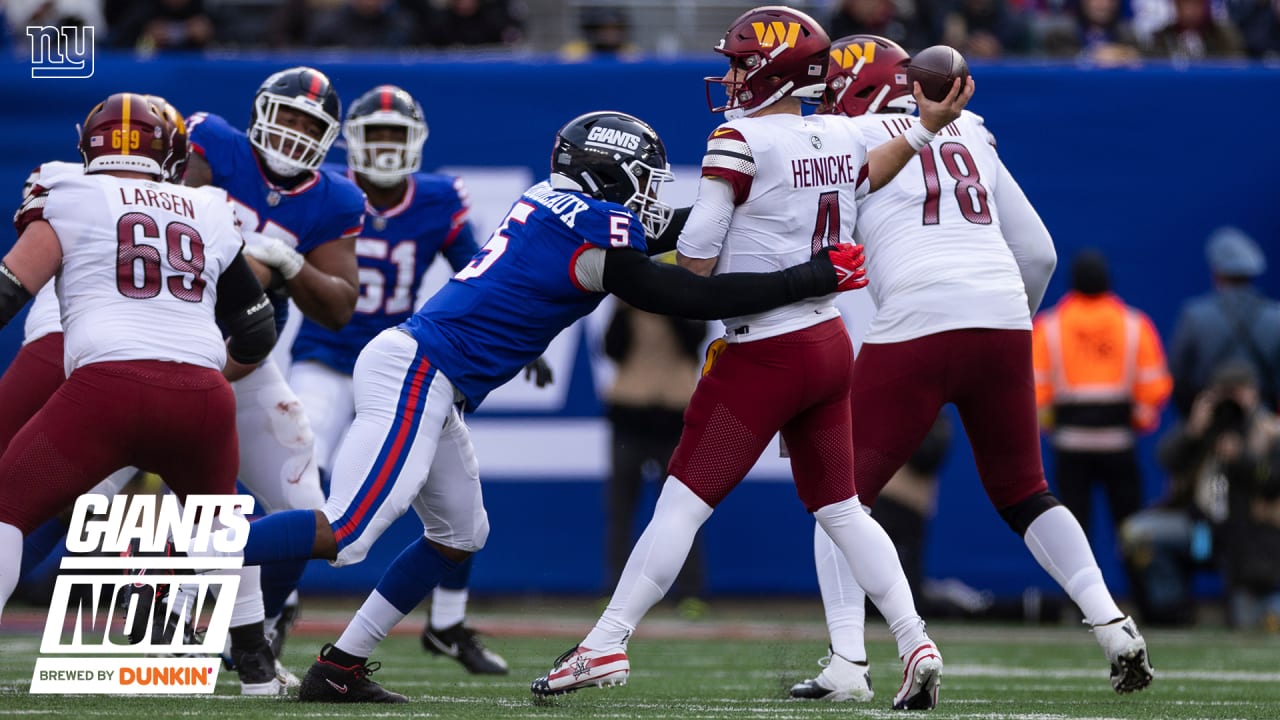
[1,54,1278,600]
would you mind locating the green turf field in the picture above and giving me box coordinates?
[2,603,1277,719]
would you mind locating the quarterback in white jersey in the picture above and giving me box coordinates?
[788,35,1154,704]
[0,93,276,631]
[537,8,972,711]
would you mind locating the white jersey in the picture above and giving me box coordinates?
[849,110,1033,343]
[20,162,81,345]
[31,173,245,373]
[679,113,871,343]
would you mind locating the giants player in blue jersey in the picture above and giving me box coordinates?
[183,66,364,690]
[226,110,868,703]
[290,85,510,675]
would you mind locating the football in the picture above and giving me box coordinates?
[907,45,969,103]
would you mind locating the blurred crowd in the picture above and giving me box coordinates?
[4,0,1278,60]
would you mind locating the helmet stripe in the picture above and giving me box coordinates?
[381,89,392,111]
[121,92,131,156]
[306,72,323,100]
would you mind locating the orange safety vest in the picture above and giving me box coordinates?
[1032,292,1172,451]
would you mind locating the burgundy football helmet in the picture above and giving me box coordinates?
[705,6,831,119]
[145,95,189,182]
[79,93,170,178]
[818,35,915,118]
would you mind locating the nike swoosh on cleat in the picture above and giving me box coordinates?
[325,679,348,694]
[426,635,460,657]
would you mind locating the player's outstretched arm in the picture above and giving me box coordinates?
[865,76,975,192]
[598,245,865,321]
[286,238,360,330]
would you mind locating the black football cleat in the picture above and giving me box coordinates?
[298,644,408,703]
[422,622,509,675]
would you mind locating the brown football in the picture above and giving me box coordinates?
[907,45,969,103]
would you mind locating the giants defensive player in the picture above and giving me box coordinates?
[534,8,971,711]
[183,66,364,666]
[294,85,507,675]
[0,93,275,627]
[787,35,1152,701]
[226,109,868,703]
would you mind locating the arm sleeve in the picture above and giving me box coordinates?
[600,247,836,321]
[215,252,278,364]
[675,177,736,261]
[645,206,690,256]
[994,159,1057,315]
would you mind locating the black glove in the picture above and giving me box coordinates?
[524,356,554,388]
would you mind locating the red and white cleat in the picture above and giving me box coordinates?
[531,645,630,697]
[892,641,942,710]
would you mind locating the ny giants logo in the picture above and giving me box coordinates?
[26,26,95,79]
[31,494,252,694]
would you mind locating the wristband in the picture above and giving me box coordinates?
[904,123,938,152]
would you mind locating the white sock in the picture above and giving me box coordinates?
[336,590,405,659]
[430,586,468,629]
[813,522,867,662]
[584,478,713,650]
[814,497,928,658]
[230,564,265,627]
[0,523,22,621]
[1023,505,1123,625]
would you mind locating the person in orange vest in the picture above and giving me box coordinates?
[1033,250,1173,542]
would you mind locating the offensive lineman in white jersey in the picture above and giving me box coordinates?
[787,35,1153,703]
[0,94,277,634]
[534,7,973,711]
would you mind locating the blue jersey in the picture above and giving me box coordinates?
[404,180,647,409]
[291,167,481,375]
[186,112,365,329]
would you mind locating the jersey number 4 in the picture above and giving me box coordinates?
[920,142,991,226]
[116,212,206,302]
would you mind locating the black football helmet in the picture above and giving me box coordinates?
[343,85,428,188]
[549,111,674,239]
[249,66,341,176]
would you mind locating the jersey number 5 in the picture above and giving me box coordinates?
[116,212,206,302]
[920,142,991,226]
[456,202,535,281]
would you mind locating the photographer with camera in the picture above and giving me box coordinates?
[1122,360,1280,628]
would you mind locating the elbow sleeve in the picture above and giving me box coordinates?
[0,263,32,330]
[223,295,277,365]
[216,252,278,364]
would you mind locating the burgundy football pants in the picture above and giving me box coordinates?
[851,328,1049,510]
[668,318,857,512]
[0,360,239,534]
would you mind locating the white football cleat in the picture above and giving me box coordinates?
[1092,616,1154,693]
[789,649,874,702]
[893,641,942,710]
[531,645,629,697]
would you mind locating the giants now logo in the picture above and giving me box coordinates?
[830,42,878,70]
[750,21,800,49]
[30,494,251,695]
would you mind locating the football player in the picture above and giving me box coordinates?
[225,108,868,703]
[0,94,275,635]
[786,34,1152,700]
[533,9,973,711]
[290,85,508,675]
[181,66,364,676]
[5,96,189,598]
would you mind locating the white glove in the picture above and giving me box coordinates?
[244,234,305,280]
